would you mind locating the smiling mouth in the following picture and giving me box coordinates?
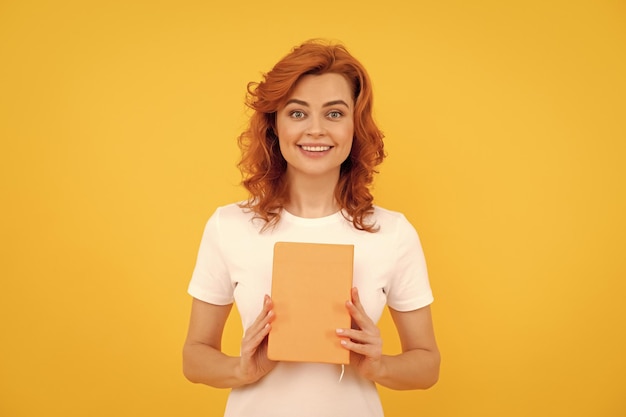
[299,145,332,152]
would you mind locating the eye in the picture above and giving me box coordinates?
[327,110,343,119]
[290,110,306,119]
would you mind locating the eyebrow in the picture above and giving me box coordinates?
[284,99,351,108]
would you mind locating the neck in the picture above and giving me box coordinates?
[284,172,340,218]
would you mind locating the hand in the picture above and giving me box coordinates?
[238,295,277,385]
[337,287,384,381]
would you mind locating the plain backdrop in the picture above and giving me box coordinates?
[1,1,625,416]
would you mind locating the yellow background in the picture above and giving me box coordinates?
[1,1,625,416]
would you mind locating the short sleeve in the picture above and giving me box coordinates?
[385,215,434,311]
[187,208,235,305]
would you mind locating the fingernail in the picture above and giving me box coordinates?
[340,340,347,345]
[336,328,344,334]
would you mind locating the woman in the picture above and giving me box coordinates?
[183,39,440,417]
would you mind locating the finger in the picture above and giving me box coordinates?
[339,338,381,357]
[247,295,274,331]
[242,322,272,357]
[349,287,368,317]
[245,312,273,344]
[346,289,375,330]
[336,327,379,345]
[351,287,361,306]
[242,296,274,348]
[260,294,273,317]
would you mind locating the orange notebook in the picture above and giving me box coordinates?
[267,242,354,364]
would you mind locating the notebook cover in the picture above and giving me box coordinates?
[267,242,354,364]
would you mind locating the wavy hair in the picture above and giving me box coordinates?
[237,39,385,232]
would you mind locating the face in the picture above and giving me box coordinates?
[275,72,354,182]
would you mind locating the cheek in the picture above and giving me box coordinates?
[339,136,354,162]
[277,137,290,160]
[341,127,355,161]
[276,120,299,142]
[275,115,288,138]
[339,124,354,146]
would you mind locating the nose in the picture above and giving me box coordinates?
[306,115,326,137]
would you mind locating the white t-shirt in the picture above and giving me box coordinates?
[188,203,433,417]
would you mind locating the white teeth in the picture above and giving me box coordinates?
[300,145,331,152]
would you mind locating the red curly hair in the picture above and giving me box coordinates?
[237,39,385,232]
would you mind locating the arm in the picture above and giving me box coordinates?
[338,288,440,390]
[182,296,276,388]
[381,305,440,389]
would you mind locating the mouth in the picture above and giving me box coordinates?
[298,145,332,152]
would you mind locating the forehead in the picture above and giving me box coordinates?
[287,73,354,105]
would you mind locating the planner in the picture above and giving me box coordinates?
[267,241,354,364]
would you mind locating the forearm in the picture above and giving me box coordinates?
[182,342,248,389]
[373,348,440,390]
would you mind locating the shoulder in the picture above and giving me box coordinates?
[368,206,423,247]
[371,205,415,230]
[371,205,406,220]
[209,201,255,222]
[205,201,263,235]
